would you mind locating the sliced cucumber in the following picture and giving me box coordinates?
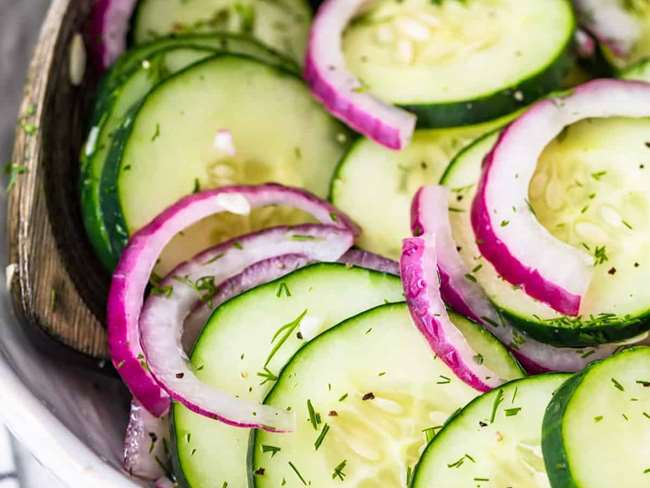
[412,374,569,487]
[543,347,650,488]
[598,1,650,71]
[82,38,290,270]
[83,47,216,269]
[442,117,650,346]
[100,54,351,272]
[330,116,513,260]
[132,0,311,64]
[342,0,574,127]
[621,58,650,82]
[172,263,404,488]
[251,302,522,487]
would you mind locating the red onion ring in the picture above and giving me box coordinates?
[304,0,416,150]
[401,237,503,391]
[88,0,137,69]
[413,184,621,373]
[108,183,358,427]
[123,401,169,480]
[471,80,650,316]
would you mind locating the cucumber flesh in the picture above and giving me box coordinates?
[413,374,569,488]
[330,116,513,260]
[102,55,351,273]
[543,347,650,488]
[172,263,404,488]
[621,57,650,82]
[441,117,650,346]
[342,0,574,127]
[252,303,480,487]
[132,0,311,64]
[82,47,218,269]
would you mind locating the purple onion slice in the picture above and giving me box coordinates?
[471,80,650,315]
[123,401,169,480]
[88,0,137,68]
[108,183,357,427]
[401,237,503,391]
[304,0,416,150]
[413,184,619,373]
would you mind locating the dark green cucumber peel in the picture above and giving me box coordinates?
[541,373,584,488]
[499,307,650,348]
[404,50,574,129]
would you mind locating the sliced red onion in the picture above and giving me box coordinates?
[304,0,416,150]
[472,80,650,316]
[575,29,597,59]
[88,0,137,68]
[413,184,618,373]
[401,237,502,391]
[573,0,640,57]
[155,477,176,488]
[140,224,352,430]
[123,401,169,481]
[339,249,399,275]
[183,253,314,351]
[108,183,358,425]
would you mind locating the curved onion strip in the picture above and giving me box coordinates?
[88,0,137,68]
[573,0,640,57]
[123,401,169,480]
[472,80,650,315]
[139,224,353,431]
[183,248,397,351]
[182,253,313,351]
[108,183,358,423]
[304,0,416,150]
[339,248,399,275]
[413,184,619,373]
[401,237,502,391]
[154,477,176,488]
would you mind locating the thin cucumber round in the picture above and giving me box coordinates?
[100,54,351,272]
[81,37,291,270]
[621,57,650,82]
[542,347,650,488]
[172,263,404,488]
[330,115,514,260]
[412,374,570,487]
[251,302,522,487]
[82,46,217,269]
[342,0,574,128]
[132,0,311,64]
[441,117,650,346]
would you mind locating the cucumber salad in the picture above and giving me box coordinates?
[81,0,650,487]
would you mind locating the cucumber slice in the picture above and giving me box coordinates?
[83,47,216,269]
[330,116,513,260]
[598,2,650,71]
[342,0,574,127]
[412,374,570,487]
[621,58,650,82]
[543,347,650,488]
[442,117,650,346]
[132,0,311,64]
[101,54,351,272]
[82,38,290,270]
[251,303,522,487]
[172,263,404,488]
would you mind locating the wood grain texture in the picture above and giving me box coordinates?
[7,0,111,359]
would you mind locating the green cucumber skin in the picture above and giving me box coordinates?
[541,373,584,488]
[98,54,329,265]
[403,50,574,129]
[500,307,650,348]
[170,408,193,488]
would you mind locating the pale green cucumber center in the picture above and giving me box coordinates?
[413,376,568,488]
[253,304,478,487]
[332,117,509,260]
[342,0,573,104]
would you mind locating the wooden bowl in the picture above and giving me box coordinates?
[8,0,110,359]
